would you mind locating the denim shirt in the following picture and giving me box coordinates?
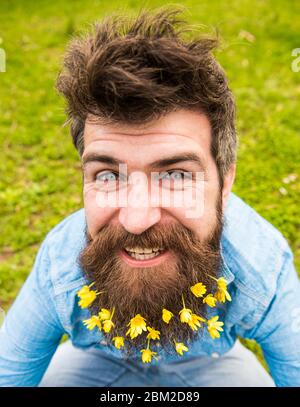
[0,192,299,387]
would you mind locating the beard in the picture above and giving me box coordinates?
[78,193,224,358]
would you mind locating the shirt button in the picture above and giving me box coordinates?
[211,352,219,358]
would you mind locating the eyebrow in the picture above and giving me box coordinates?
[82,152,206,171]
[149,153,206,170]
[82,153,122,168]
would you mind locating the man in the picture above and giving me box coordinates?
[0,7,299,387]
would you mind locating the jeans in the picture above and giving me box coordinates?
[39,338,275,387]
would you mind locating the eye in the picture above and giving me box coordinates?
[160,170,192,181]
[159,170,193,189]
[168,171,184,181]
[95,170,126,191]
[96,171,118,183]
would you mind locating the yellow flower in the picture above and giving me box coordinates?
[140,348,157,363]
[213,277,232,303]
[190,282,207,298]
[102,307,115,333]
[162,308,174,324]
[217,277,228,290]
[140,338,158,363]
[99,308,111,321]
[188,313,206,331]
[77,283,103,309]
[203,294,217,307]
[146,326,161,340]
[179,294,192,323]
[77,284,93,297]
[126,314,147,339]
[215,287,232,303]
[83,315,102,331]
[179,308,193,323]
[78,291,97,308]
[206,275,231,304]
[112,336,125,349]
[207,315,224,339]
[103,319,115,333]
[174,340,189,356]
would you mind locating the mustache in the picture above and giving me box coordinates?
[84,187,224,257]
[85,218,223,257]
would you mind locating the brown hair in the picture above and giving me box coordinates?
[56,6,237,181]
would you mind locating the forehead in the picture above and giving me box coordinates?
[83,109,212,166]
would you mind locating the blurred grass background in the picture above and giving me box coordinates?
[0,0,299,369]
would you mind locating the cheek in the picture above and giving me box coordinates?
[83,186,117,238]
[165,183,219,240]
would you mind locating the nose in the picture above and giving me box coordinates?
[118,171,162,234]
[119,205,162,235]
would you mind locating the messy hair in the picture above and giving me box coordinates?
[56,6,237,181]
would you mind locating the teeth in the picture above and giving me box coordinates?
[127,251,161,260]
[124,246,167,260]
[124,246,164,254]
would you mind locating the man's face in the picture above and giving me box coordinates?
[83,108,221,240]
[79,108,234,355]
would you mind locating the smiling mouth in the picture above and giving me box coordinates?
[123,246,166,260]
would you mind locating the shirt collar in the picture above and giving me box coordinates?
[220,243,235,284]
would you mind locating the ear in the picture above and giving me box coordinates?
[221,163,236,212]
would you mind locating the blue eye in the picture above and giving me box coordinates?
[95,171,123,192]
[95,171,128,192]
[169,171,184,180]
[160,170,192,181]
[96,171,118,183]
[158,170,193,190]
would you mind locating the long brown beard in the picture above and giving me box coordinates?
[78,195,224,357]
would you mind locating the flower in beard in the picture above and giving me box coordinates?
[102,307,115,333]
[99,308,112,321]
[126,314,147,339]
[77,282,103,308]
[83,315,102,331]
[214,277,232,303]
[188,313,206,331]
[190,282,207,298]
[207,275,231,303]
[103,319,115,333]
[179,294,193,323]
[203,294,217,307]
[162,308,174,324]
[146,326,161,341]
[141,348,157,363]
[174,340,189,355]
[141,339,158,363]
[112,336,125,349]
[207,315,224,339]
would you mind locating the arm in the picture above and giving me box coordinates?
[245,246,300,386]
[0,239,64,387]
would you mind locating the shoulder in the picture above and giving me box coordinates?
[45,208,86,244]
[222,192,291,306]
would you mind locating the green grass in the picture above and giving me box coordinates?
[0,0,299,370]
